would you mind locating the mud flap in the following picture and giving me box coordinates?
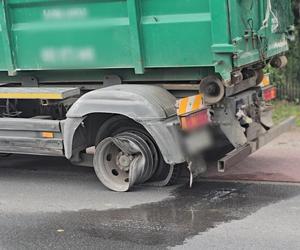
[187,155,207,187]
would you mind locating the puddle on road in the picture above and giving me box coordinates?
[2,182,300,249]
[64,182,300,248]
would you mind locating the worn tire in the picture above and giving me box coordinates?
[94,115,178,188]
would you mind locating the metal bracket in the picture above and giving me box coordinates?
[21,76,39,87]
[225,76,257,97]
[218,145,252,172]
[103,75,122,87]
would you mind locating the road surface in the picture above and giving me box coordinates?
[0,129,300,249]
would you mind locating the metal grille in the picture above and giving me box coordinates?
[274,46,300,102]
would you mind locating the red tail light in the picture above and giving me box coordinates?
[180,109,210,131]
[263,86,277,101]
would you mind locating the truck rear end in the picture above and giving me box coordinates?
[0,0,295,191]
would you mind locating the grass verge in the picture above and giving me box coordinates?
[272,101,300,127]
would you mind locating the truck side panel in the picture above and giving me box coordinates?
[0,0,215,74]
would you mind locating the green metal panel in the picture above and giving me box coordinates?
[0,0,294,83]
[228,0,293,67]
[0,0,14,74]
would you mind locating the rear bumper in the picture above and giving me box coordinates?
[255,117,296,150]
[218,117,296,172]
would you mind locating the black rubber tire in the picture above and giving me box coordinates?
[166,164,183,186]
[95,115,144,146]
[95,115,176,185]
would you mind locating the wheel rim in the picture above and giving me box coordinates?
[94,132,156,192]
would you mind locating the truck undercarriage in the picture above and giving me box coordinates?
[0,66,295,191]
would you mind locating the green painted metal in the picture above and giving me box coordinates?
[0,0,16,76]
[228,0,294,68]
[127,0,144,74]
[0,0,294,83]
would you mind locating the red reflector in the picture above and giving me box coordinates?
[263,87,277,101]
[180,109,210,131]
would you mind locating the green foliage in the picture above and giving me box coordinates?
[273,101,300,126]
[272,0,300,102]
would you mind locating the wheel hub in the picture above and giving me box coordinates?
[116,152,134,171]
[93,132,158,192]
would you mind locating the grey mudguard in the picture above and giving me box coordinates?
[64,85,186,164]
[67,85,176,120]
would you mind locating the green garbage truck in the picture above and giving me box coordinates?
[0,0,295,191]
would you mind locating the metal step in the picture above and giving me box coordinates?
[0,118,64,156]
[0,87,80,100]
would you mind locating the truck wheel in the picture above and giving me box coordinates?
[93,116,175,191]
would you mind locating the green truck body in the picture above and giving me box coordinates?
[0,0,294,82]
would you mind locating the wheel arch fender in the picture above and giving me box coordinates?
[62,85,186,165]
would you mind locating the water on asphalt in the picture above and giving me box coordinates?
[1,129,300,249]
[1,179,300,249]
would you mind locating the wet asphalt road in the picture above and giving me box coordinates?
[0,130,300,249]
